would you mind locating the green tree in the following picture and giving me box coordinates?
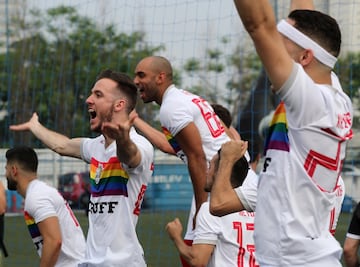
[183,37,261,118]
[1,6,164,146]
[336,52,360,129]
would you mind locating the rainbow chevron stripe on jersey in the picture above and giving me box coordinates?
[24,211,40,239]
[264,101,289,153]
[89,157,129,197]
[161,127,181,153]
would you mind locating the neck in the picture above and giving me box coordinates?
[304,63,332,85]
[18,177,37,198]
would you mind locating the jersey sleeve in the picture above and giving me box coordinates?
[80,137,95,163]
[159,93,193,136]
[234,169,258,211]
[25,190,58,223]
[193,202,219,245]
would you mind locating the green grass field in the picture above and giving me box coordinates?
[2,210,352,267]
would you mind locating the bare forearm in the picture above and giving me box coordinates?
[40,240,61,267]
[30,122,69,153]
[116,138,141,168]
[290,0,314,11]
[344,255,359,267]
[134,117,175,155]
[172,236,194,265]
[210,160,243,216]
[188,157,208,213]
[234,0,275,32]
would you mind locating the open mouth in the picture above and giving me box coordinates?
[88,109,96,119]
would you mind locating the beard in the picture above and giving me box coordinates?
[7,178,17,191]
[92,106,114,133]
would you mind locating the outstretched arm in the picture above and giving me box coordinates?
[9,113,82,158]
[130,110,176,155]
[210,140,248,216]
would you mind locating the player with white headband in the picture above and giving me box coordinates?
[210,1,353,266]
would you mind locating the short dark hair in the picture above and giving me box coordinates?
[231,156,249,188]
[6,146,38,173]
[218,149,249,188]
[96,69,138,112]
[288,9,341,58]
[211,104,232,127]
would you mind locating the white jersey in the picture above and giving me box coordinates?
[329,176,345,236]
[79,128,154,267]
[194,203,257,267]
[251,63,353,266]
[24,180,86,267]
[235,169,258,212]
[160,85,230,240]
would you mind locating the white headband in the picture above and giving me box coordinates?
[277,19,337,69]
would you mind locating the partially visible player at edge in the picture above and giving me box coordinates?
[5,146,86,267]
[210,0,353,266]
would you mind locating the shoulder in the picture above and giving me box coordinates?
[130,128,154,154]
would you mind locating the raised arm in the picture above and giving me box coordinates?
[210,140,248,216]
[290,0,314,11]
[102,112,145,168]
[233,0,293,91]
[9,113,82,158]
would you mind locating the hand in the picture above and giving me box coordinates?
[165,218,183,241]
[101,114,136,141]
[220,140,248,163]
[129,109,139,122]
[9,112,39,131]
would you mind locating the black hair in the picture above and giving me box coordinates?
[218,149,249,188]
[96,69,138,112]
[6,146,38,173]
[288,9,341,58]
[211,104,232,128]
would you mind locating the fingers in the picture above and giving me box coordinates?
[9,112,39,131]
[165,217,182,232]
[220,140,248,162]
[129,109,139,122]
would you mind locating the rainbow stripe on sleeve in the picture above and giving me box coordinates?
[24,211,40,239]
[162,127,181,153]
[264,101,290,153]
[89,157,129,197]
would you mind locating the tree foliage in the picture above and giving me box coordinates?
[1,5,164,146]
[183,37,261,117]
[336,52,360,129]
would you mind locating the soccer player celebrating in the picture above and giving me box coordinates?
[210,1,353,266]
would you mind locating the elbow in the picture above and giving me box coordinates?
[56,238,62,250]
[190,258,208,267]
[209,201,227,217]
